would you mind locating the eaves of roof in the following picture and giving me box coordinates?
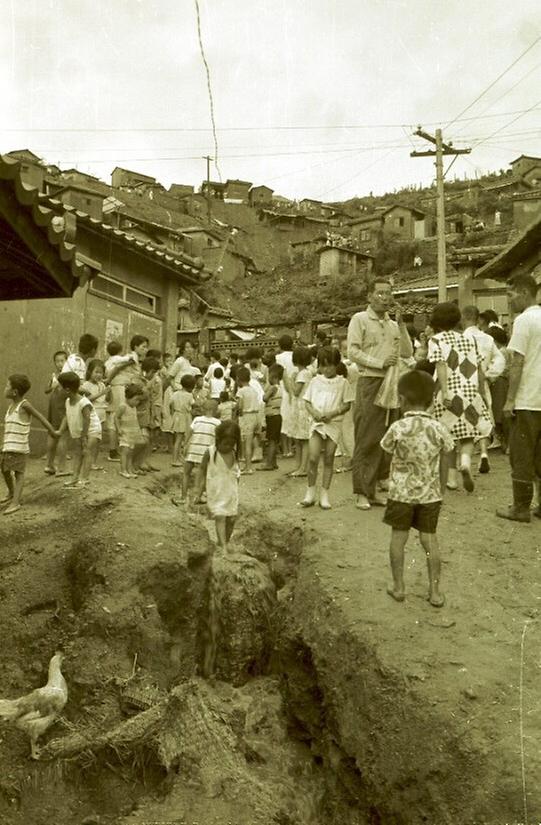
[42,195,213,284]
[0,154,91,297]
[315,245,375,259]
[475,213,541,281]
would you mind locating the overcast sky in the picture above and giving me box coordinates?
[1,0,540,200]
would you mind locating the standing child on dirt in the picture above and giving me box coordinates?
[178,399,221,502]
[194,421,241,553]
[258,363,283,471]
[235,366,261,475]
[171,374,196,467]
[1,374,60,515]
[44,350,69,477]
[288,347,313,478]
[57,372,102,489]
[380,370,455,608]
[81,359,110,471]
[301,347,354,510]
[114,384,145,479]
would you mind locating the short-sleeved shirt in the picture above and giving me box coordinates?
[508,305,541,411]
[65,396,102,439]
[105,354,135,387]
[185,416,221,464]
[168,356,194,391]
[380,411,455,504]
[237,384,260,414]
[62,354,87,381]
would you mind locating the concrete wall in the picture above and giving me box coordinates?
[0,229,184,452]
[512,198,541,231]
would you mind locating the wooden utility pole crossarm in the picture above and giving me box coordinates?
[411,128,471,302]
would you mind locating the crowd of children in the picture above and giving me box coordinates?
[1,304,533,598]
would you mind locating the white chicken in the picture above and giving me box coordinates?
[0,651,68,759]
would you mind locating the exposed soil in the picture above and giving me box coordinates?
[0,450,539,824]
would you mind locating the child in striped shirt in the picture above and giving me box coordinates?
[178,399,220,502]
[1,374,59,515]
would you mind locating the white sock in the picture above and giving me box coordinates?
[461,454,471,470]
[304,486,316,502]
[320,490,331,508]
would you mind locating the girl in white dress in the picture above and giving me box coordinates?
[301,347,355,510]
[194,421,241,553]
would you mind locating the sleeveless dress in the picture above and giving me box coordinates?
[428,330,492,441]
[205,445,240,518]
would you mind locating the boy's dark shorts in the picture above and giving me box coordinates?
[383,499,441,534]
[0,452,27,474]
[266,414,282,444]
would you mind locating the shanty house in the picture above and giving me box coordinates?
[111,167,156,190]
[317,245,374,281]
[509,155,541,186]
[249,185,274,207]
[223,179,252,203]
[299,198,323,215]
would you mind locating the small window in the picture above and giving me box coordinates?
[92,275,124,300]
[125,287,156,313]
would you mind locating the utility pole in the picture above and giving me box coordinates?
[202,155,213,226]
[411,128,471,302]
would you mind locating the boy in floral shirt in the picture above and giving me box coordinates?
[380,370,455,608]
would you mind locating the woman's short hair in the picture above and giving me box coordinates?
[430,302,461,332]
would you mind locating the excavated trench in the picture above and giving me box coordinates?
[0,476,377,825]
[1,472,532,825]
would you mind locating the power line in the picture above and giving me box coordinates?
[194,0,221,181]
[316,148,399,199]
[472,96,541,150]
[3,107,541,133]
[445,35,541,131]
[26,127,539,155]
[451,60,541,139]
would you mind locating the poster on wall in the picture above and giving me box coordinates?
[105,319,124,345]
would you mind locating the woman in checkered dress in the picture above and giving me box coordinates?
[428,303,492,493]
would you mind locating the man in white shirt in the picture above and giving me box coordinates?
[496,273,541,523]
[462,305,506,473]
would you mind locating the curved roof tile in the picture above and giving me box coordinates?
[0,154,90,297]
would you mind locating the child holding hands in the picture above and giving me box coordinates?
[2,374,59,514]
[57,372,102,488]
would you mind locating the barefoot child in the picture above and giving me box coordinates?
[301,347,354,510]
[81,359,110,470]
[180,399,220,501]
[1,374,59,514]
[115,383,145,478]
[171,374,196,467]
[380,370,455,607]
[194,421,241,553]
[44,350,69,476]
[56,372,102,488]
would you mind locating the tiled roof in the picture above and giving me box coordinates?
[40,195,212,283]
[0,154,90,298]
[475,212,541,281]
[448,244,505,265]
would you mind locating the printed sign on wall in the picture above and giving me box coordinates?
[105,319,124,345]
